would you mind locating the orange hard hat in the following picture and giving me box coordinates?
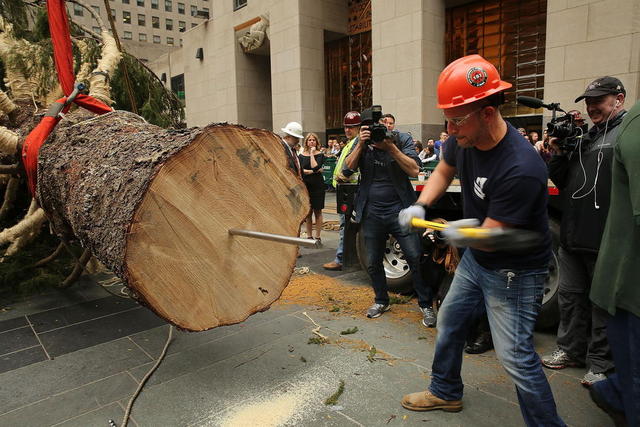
[437,54,512,109]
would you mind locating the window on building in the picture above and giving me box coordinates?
[178,20,186,32]
[233,0,247,11]
[167,37,174,45]
[91,5,100,14]
[152,16,159,28]
[122,0,129,4]
[445,0,548,117]
[201,7,209,18]
[138,14,146,25]
[123,10,131,24]
[137,0,144,6]
[164,0,172,12]
[73,3,83,16]
[171,74,185,103]
[166,18,173,30]
[179,38,183,46]
[191,22,197,28]
[123,31,132,39]
[178,2,185,14]
[92,26,101,33]
[139,33,147,41]
[153,35,161,44]
[151,0,158,9]
[110,8,116,18]
[190,5,197,16]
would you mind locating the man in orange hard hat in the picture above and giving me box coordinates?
[398,55,564,426]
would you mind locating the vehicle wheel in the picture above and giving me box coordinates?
[537,219,561,330]
[356,230,413,294]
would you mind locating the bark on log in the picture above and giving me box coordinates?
[37,112,309,331]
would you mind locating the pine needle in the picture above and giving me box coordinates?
[324,380,345,405]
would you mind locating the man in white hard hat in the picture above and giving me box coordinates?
[281,122,303,176]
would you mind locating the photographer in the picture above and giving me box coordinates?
[542,76,627,387]
[343,107,436,327]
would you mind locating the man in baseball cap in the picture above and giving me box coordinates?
[574,76,626,102]
[542,76,627,388]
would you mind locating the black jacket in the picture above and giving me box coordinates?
[549,110,626,254]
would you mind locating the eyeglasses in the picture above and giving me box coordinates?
[445,108,481,127]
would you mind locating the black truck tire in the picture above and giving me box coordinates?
[356,230,414,294]
[536,218,561,330]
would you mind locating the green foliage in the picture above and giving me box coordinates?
[324,380,345,406]
[340,326,358,335]
[307,336,328,345]
[112,53,185,128]
[389,294,411,305]
[0,232,78,303]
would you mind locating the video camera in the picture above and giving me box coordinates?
[517,96,583,151]
[360,105,394,145]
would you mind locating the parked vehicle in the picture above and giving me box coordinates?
[336,164,561,329]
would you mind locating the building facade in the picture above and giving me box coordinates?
[149,0,640,142]
[68,0,213,62]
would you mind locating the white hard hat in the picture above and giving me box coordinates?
[281,121,303,139]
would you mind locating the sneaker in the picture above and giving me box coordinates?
[366,303,390,318]
[541,348,585,369]
[421,306,437,328]
[581,370,607,387]
[401,390,462,412]
[322,261,342,271]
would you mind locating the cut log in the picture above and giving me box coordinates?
[37,112,309,331]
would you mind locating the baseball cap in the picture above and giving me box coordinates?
[575,76,625,102]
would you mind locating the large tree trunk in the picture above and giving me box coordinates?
[37,112,309,331]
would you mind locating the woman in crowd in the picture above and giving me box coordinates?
[298,133,326,244]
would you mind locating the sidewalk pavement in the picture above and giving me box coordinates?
[0,192,612,426]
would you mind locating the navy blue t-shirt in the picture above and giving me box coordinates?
[443,123,551,270]
[367,149,403,218]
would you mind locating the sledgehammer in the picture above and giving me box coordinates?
[409,218,543,251]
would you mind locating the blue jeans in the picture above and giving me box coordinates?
[361,211,433,308]
[591,309,640,426]
[333,213,345,264]
[430,250,564,427]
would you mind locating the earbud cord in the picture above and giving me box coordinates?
[571,105,616,209]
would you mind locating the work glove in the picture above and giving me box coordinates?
[398,203,426,232]
[443,220,543,251]
[441,219,481,247]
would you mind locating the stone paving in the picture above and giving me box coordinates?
[0,192,612,426]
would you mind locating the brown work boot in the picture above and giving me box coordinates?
[322,261,342,271]
[401,390,462,412]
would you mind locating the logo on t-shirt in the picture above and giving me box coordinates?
[474,177,488,199]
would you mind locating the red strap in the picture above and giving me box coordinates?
[23,0,113,195]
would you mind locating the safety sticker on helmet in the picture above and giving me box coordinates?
[466,67,488,88]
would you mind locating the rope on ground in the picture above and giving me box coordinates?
[118,324,174,427]
[302,311,328,341]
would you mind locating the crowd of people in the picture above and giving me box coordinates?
[278,58,639,426]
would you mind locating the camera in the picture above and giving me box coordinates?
[361,105,393,145]
[516,96,583,152]
[546,111,582,151]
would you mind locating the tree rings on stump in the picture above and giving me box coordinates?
[37,114,309,331]
[125,125,309,330]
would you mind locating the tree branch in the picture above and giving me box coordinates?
[0,164,20,175]
[0,90,18,115]
[59,247,92,288]
[0,176,19,221]
[34,241,65,267]
[0,126,19,156]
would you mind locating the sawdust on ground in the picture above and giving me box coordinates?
[274,273,424,324]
